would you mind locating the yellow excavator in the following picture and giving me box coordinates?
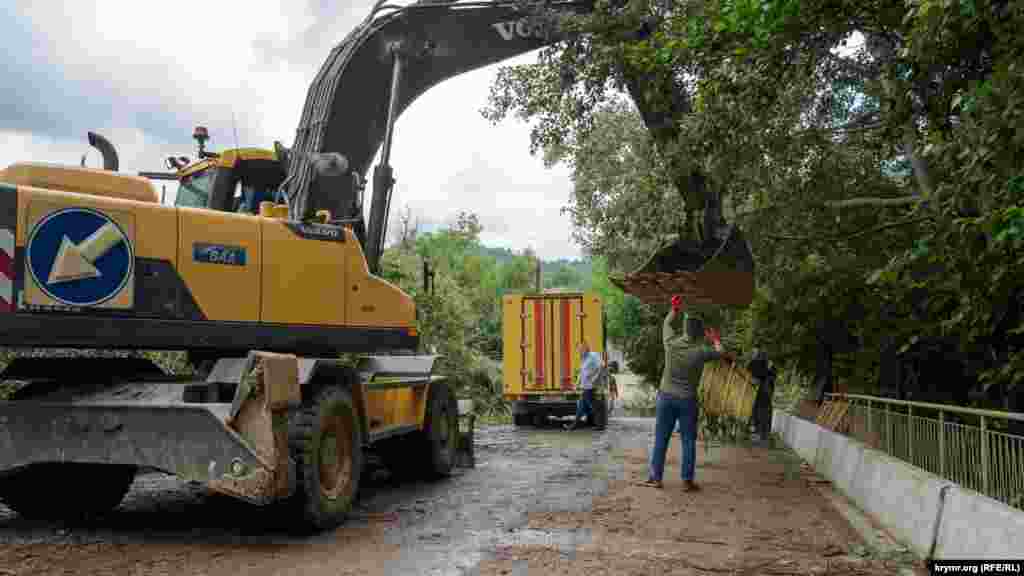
[0,0,754,531]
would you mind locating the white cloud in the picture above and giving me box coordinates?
[1,0,582,261]
[386,52,580,260]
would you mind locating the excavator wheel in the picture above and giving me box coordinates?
[381,380,458,480]
[0,463,136,520]
[421,380,458,478]
[288,385,363,531]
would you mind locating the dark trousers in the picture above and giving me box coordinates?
[575,388,594,423]
[649,392,699,482]
[752,380,774,438]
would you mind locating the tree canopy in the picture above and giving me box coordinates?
[484,0,1024,402]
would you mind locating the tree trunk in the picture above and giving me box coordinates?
[813,344,834,404]
[878,339,903,399]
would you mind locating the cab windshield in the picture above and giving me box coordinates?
[175,168,215,208]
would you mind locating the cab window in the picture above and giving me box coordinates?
[231,181,275,214]
[175,168,215,208]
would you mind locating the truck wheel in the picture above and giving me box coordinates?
[0,464,135,519]
[289,385,363,531]
[513,414,529,427]
[422,380,458,478]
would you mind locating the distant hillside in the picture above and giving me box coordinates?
[476,245,517,265]
[542,258,592,291]
[472,245,593,290]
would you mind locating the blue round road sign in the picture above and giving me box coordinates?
[26,208,133,307]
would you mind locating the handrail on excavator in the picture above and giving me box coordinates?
[367,1,403,23]
[367,0,583,24]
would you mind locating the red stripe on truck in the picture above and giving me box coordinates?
[534,300,545,385]
[561,299,572,390]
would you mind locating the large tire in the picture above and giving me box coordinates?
[288,385,363,531]
[513,413,529,427]
[422,380,458,478]
[0,463,135,519]
[377,382,457,481]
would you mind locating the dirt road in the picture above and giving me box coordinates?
[0,418,922,575]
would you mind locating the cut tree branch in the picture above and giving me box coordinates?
[824,196,921,208]
[867,33,937,199]
[759,217,931,242]
[787,113,883,138]
[734,196,922,219]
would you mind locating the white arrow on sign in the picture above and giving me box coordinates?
[47,222,125,285]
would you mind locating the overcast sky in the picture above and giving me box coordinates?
[0,0,582,261]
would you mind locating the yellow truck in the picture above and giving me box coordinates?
[502,292,609,427]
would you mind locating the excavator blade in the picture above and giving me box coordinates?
[610,225,755,306]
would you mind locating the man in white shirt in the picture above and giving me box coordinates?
[566,341,604,430]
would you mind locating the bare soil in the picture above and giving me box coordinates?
[477,440,924,576]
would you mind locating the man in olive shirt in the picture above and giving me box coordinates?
[641,294,734,491]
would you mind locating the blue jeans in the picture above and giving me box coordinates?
[649,392,698,482]
[575,388,594,423]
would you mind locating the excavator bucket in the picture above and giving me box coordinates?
[610,225,755,306]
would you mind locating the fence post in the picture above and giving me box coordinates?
[866,398,873,447]
[939,410,946,478]
[981,415,990,495]
[886,403,892,455]
[908,404,914,465]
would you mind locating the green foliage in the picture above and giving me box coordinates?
[622,382,657,415]
[545,263,586,290]
[773,367,813,414]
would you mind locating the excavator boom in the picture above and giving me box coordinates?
[282,0,591,273]
[281,0,753,303]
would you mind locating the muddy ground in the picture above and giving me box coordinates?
[0,388,924,575]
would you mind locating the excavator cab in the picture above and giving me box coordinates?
[173,147,286,215]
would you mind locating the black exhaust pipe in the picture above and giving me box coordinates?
[87,132,119,171]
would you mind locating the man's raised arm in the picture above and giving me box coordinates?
[663,308,677,344]
[665,294,687,344]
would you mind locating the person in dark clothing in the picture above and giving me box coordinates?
[759,365,777,439]
[748,349,775,441]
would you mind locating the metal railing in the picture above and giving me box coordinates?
[824,393,1024,510]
